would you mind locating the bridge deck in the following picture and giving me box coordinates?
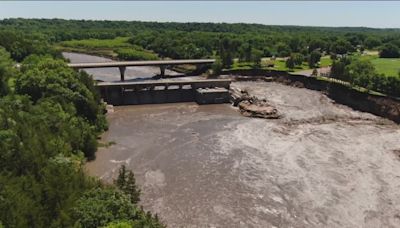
[68,59,215,69]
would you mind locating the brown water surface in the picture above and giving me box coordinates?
[69,53,400,227]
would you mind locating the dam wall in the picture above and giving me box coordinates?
[98,79,231,106]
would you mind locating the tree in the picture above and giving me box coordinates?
[291,53,304,66]
[115,165,141,204]
[218,36,234,68]
[379,43,400,58]
[239,43,252,62]
[251,48,263,68]
[308,39,326,53]
[262,47,273,57]
[285,57,295,70]
[211,57,223,75]
[308,50,321,68]
[330,59,348,80]
[0,47,15,96]
[288,37,303,53]
[330,39,353,55]
[16,57,102,124]
[276,42,291,57]
[311,68,318,77]
[72,187,163,228]
[344,59,377,90]
[364,37,381,49]
[72,188,139,228]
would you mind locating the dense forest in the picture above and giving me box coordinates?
[0,41,164,227]
[0,18,400,227]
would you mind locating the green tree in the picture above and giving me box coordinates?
[239,43,252,62]
[0,47,15,96]
[276,42,291,57]
[286,57,295,70]
[344,59,377,90]
[379,43,400,58]
[308,50,321,68]
[72,188,139,228]
[291,53,304,66]
[251,48,263,68]
[308,39,326,53]
[211,57,223,75]
[288,37,304,53]
[16,57,103,125]
[115,165,141,204]
[364,37,381,49]
[218,36,234,68]
[330,39,353,55]
[262,47,273,57]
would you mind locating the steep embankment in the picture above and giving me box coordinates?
[222,69,400,124]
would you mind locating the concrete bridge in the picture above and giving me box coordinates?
[68,59,215,81]
[97,79,231,105]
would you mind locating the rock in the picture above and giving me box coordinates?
[106,104,114,113]
[230,87,251,106]
[238,98,281,119]
[230,88,281,119]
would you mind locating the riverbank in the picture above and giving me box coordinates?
[221,69,400,124]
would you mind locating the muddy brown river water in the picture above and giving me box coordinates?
[66,53,400,228]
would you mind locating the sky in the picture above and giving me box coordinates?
[0,1,400,28]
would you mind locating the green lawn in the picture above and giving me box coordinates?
[56,37,158,60]
[371,58,400,77]
[320,56,333,67]
[358,55,400,77]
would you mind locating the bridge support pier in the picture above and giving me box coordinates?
[119,66,126,81]
[160,66,166,78]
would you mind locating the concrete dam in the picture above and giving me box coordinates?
[97,79,232,105]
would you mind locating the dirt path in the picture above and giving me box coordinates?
[87,82,400,227]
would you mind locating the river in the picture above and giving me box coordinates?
[64,52,400,228]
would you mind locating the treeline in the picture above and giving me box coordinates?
[1,18,400,63]
[0,47,164,227]
[331,57,400,97]
[0,30,60,62]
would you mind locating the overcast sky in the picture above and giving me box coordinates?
[0,1,399,28]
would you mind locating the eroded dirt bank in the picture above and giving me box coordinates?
[87,82,400,227]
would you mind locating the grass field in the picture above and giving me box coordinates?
[371,58,400,76]
[57,37,158,60]
[357,55,400,77]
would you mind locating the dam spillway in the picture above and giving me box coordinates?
[96,79,231,105]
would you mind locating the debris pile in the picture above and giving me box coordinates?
[230,88,282,119]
